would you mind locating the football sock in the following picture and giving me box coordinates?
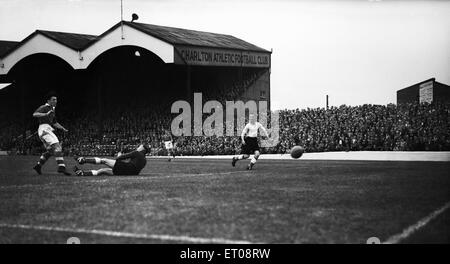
[55,152,66,169]
[251,157,257,164]
[37,151,52,166]
[85,157,101,164]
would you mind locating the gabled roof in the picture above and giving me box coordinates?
[2,22,270,59]
[1,30,98,58]
[37,30,97,50]
[124,22,270,53]
[88,21,270,53]
[0,40,19,57]
[0,21,271,72]
[124,22,268,52]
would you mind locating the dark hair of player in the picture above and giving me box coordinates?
[45,91,57,101]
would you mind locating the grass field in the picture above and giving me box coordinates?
[0,155,449,244]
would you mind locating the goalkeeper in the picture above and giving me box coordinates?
[74,144,150,176]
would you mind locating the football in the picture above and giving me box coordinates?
[290,146,304,159]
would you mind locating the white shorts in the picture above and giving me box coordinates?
[164,141,173,150]
[38,124,59,149]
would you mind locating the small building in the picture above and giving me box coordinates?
[397,78,450,105]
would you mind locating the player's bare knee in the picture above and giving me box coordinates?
[254,151,260,159]
[243,154,250,159]
[52,144,62,153]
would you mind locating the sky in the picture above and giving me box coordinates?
[0,0,449,110]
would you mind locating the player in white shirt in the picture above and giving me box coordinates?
[232,114,269,170]
[163,130,176,162]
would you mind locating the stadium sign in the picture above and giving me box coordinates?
[175,46,271,68]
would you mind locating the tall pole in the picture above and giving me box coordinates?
[326,95,329,109]
[120,0,124,39]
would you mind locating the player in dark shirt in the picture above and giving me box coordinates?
[73,144,150,176]
[32,93,71,175]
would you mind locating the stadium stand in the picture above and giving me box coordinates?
[1,97,449,156]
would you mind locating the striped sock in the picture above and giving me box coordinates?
[251,157,257,164]
[55,156,66,168]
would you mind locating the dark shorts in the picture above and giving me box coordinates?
[241,137,260,154]
[113,160,139,176]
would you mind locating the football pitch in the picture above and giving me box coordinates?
[0,156,449,244]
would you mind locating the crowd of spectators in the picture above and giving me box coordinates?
[2,101,448,156]
[1,69,448,157]
[277,103,450,153]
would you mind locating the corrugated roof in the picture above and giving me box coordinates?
[0,40,19,57]
[37,30,98,50]
[124,21,270,53]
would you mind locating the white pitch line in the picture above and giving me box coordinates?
[383,201,450,244]
[0,223,253,244]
